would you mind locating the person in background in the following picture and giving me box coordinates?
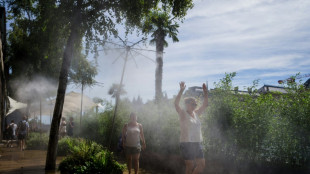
[17,116,29,151]
[59,117,67,138]
[175,81,208,174]
[122,112,146,174]
[67,117,74,137]
[6,120,17,148]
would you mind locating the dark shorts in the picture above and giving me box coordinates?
[18,133,26,140]
[7,134,16,140]
[180,142,204,160]
[125,146,141,155]
[11,135,17,140]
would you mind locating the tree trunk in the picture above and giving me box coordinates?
[0,33,4,141]
[0,7,7,141]
[155,36,165,103]
[45,4,82,170]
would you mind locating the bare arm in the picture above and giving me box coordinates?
[195,83,208,116]
[16,123,20,135]
[139,124,146,150]
[174,81,186,117]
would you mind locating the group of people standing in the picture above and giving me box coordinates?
[122,81,208,174]
[6,115,29,151]
[59,116,74,138]
[6,115,74,151]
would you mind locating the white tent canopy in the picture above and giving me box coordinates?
[6,97,27,116]
[56,91,97,115]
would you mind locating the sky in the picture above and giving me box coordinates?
[68,0,310,103]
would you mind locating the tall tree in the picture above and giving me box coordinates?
[142,9,191,103]
[0,25,7,141]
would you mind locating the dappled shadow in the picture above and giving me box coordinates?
[0,145,62,174]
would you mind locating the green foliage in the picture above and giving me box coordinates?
[26,132,49,150]
[58,139,125,174]
[7,0,67,82]
[69,50,98,88]
[204,72,310,170]
[79,99,130,149]
[260,86,310,167]
[57,137,81,156]
[26,132,79,156]
[142,10,180,47]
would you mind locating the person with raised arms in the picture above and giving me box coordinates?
[175,81,208,174]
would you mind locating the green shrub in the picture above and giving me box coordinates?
[57,137,81,156]
[58,139,125,174]
[26,132,49,150]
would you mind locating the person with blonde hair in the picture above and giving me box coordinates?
[122,112,146,174]
[175,81,208,174]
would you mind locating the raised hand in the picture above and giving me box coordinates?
[202,83,208,95]
[179,81,186,91]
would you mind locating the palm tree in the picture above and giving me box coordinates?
[143,11,180,103]
[108,83,127,98]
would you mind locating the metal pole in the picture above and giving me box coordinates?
[109,48,129,148]
[40,97,42,138]
[80,83,84,135]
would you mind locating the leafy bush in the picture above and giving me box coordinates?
[26,132,49,150]
[57,137,81,156]
[58,139,125,174]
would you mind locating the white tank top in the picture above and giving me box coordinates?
[125,124,141,147]
[180,112,203,142]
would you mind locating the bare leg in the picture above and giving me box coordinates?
[6,140,10,147]
[19,139,23,151]
[132,153,140,174]
[23,139,26,150]
[192,158,205,174]
[185,160,195,174]
[126,154,132,174]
